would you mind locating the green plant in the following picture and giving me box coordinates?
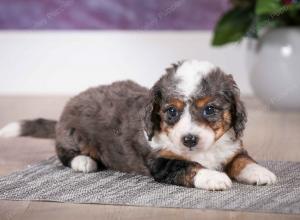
[212,0,300,46]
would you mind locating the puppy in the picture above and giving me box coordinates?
[0,60,276,190]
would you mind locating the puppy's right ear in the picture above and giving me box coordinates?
[143,86,162,141]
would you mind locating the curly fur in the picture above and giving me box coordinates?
[1,60,275,190]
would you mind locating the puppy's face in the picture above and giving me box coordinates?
[144,60,246,154]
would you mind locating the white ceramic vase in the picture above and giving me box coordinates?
[249,28,300,111]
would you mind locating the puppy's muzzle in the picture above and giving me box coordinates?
[182,134,199,148]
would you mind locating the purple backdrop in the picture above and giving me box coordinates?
[0,0,230,30]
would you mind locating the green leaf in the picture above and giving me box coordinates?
[256,0,282,15]
[212,7,253,46]
[256,2,300,26]
[256,15,283,31]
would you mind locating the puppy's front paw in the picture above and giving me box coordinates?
[236,163,277,185]
[194,169,232,191]
[71,155,98,173]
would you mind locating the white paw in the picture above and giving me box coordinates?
[71,155,98,173]
[194,169,232,191]
[0,122,21,138]
[236,163,277,185]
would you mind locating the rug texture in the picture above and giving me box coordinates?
[0,157,299,214]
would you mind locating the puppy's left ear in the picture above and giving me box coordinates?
[143,85,162,141]
[230,78,247,139]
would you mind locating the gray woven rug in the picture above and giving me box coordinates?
[0,157,299,214]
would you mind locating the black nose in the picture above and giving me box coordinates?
[182,134,199,148]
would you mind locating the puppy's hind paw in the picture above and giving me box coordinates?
[71,155,98,173]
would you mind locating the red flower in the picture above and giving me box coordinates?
[282,0,291,4]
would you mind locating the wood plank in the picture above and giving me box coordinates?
[0,201,299,220]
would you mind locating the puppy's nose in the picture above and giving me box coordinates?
[182,134,199,148]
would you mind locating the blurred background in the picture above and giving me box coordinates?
[0,0,253,95]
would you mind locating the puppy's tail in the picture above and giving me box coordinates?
[0,118,57,139]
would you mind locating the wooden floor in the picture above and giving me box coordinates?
[0,96,299,220]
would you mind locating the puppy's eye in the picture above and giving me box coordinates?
[203,105,216,117]
[166,106,178,118]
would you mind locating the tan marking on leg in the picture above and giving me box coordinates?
[221,140,243,167]
[225,151,255,178]
[184,162,203,187]
[154,152,203,187]
[158,149,187,160]
[80,145,99,160]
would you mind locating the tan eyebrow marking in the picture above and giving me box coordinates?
[168,98,186,111]
[195,96,212,108]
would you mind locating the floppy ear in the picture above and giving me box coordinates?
[221,73,247,139]
[231,81,247,139]
[143,86,162,141]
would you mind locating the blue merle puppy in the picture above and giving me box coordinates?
[0,60,276,190]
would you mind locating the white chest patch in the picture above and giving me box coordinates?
[175,60,216,97]
[190,130,241,170]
